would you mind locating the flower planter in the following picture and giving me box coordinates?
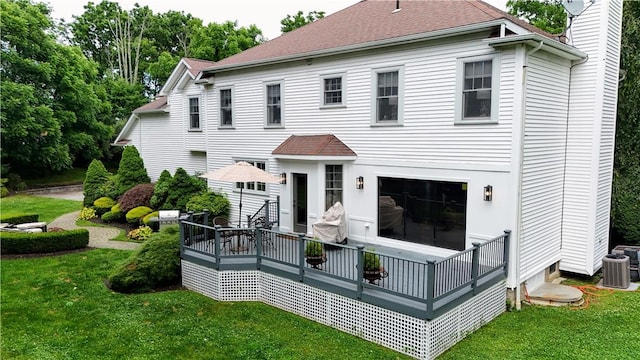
[363,267,388,284]
[305,254,326,269]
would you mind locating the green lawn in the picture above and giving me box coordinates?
[441,281,640,360]
[1,249,409,359]
[0,195,82,223]
[23,167,87,187]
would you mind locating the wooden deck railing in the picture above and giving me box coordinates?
[179,213,510,319]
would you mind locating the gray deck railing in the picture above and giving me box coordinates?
[246,197,280,229]
[179,214,510,319]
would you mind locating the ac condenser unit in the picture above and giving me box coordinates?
[602,254,630,289]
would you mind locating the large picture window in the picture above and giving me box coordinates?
[378,177,467,251]
[325,165,343,210]
[189,97,200,129]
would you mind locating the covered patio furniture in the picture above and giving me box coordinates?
[312,201,347,244]
[379,196,403,233]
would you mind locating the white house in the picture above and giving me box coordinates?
[117,0,622,320]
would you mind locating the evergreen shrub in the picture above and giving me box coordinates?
[150,170,172,209]
[119,183,155,214]
[114,146,150,196]
[125,206,153,224]
[83,159,111,206]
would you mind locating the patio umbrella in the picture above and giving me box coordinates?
[199,161,282,226]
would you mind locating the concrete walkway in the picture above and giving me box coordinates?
[48,211,142,251]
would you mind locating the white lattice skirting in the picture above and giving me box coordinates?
[182,260,506,359]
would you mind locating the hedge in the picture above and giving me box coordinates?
[0,214,39,225]
[0,229,89,254]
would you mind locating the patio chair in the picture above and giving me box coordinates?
[212,216,233,250]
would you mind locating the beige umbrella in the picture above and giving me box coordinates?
[200,161,282,226]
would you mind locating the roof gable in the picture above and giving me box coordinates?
[160,57,215,95]
[133,96,168,114]
[272,135,357,157]
[206,0,556,72]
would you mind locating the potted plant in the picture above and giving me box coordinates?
[305,240,326,269]
[363,250,388,284]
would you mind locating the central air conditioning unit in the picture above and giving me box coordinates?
[602,254,630,289]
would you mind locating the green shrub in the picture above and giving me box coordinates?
[150,170,172,209]
[107,226,181,293]
[612,167,640,244]
[127,225,153,242]
[99,175,118,200]
[163,168,207,211]
[93,197,117,216]
[305,241,323,257]
[0,229,89,254]
[1,178,9,198]
[126,206,153,224]
[185,191,230,216]
[101,211,120,223]
[142,211,159,225]
[119,183,155,214]
[78,207,97,221]
[114,146,150,197]
[83,159,111,206]
[364,251,381,271]
[0,214,39,224]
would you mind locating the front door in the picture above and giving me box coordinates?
[293,173,307,233]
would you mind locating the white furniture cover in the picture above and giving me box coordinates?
[379,196,403,230]
[312,201,347,243]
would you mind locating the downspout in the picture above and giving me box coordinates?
[515,40,543,310]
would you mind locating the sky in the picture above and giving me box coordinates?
[45,0,508,41]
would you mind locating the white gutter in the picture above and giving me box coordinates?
[204,20,514,74]
[485,33,587,60]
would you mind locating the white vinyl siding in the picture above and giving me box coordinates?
[519,54,570,281]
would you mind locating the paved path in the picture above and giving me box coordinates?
[48,211,142,251]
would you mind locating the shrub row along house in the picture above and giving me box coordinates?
[114,0,623,358]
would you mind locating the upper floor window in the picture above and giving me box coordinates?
[266,83,282,126]
[189,97,200,130]
[377,71,398,122]
[324,77,343,106]
[220,88,233,127]
[235,160,267,193]
[455,54,500,124]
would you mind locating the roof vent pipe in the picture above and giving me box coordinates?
[393,0,401,13]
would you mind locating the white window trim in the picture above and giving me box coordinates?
[454,53,501,124]
[319,72,347,109]
[232,158,270,196]
[218,86,234,129]
[187,95,202,131]
[370,66,404,126]
[264,80,284,128]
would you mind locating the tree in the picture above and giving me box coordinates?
[150,169,173,209]
[83,159,111,206]
[115,146,150,196]
[189,21,264,61]
[506,0,566,34]
[280,10,325,34]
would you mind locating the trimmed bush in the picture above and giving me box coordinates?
[185,191,231,217]
[142,211,159,225]
[0,214,39,224]
[115,146,150,196]
[107,226,181,293]
[150,170,172,209]
[0,229,89,254]
[94,197,117,216]
[83,159,111,206]
[163,168,207,211]
[126,206,153,224]
[101,211,120,223]
[119,183,155,214]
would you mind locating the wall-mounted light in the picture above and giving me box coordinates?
[280,172,287,185]
[484,185,493,201]
[356,176,364,190]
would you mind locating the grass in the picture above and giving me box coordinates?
[1,249,409,359]
[440,279,640,360]
[23,167,87,187]
[0,195,82,223]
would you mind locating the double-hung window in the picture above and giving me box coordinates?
[219,88,233,127]
[189,97,200,130]
[325,165,343,210]
[322,76,343,106]
[235,160,267,193]
[376,71,398,122]
[456,54,499,123]
[266,83,282,126]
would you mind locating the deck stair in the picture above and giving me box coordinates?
[527,279,584,307]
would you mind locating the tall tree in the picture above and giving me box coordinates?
[506,0,566,34]
[280,10,325,34]
[189,21,264,61]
